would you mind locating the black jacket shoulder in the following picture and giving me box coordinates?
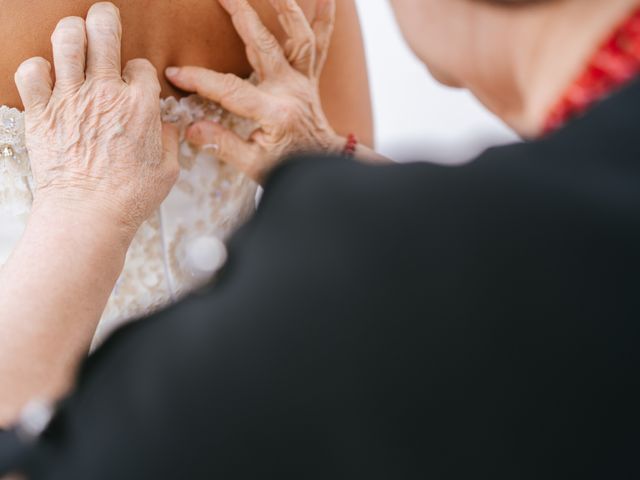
[11,82,640,480]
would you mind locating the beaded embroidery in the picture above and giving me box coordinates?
[0,107,28,170]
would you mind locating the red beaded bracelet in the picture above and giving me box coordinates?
[342,134,358,158]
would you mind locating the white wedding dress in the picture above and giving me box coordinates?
[0,96,258,347]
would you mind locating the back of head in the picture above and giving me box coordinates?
[389,0,640,135]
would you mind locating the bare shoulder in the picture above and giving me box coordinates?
[0,0,316,107]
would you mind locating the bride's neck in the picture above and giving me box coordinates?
[468,0,640,138]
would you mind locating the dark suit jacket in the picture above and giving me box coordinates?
[2,80,640,479]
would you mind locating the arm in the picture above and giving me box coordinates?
[0,205,129,426]
[319,0,374,148]
[0,4,179,428]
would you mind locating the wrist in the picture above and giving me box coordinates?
[329,134,390,164]
[323,133,349,155]
[30,196,137,256]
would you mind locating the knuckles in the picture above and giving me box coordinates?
[23,4,173,230]
[51,17,86,44]
[220,73,243,98]
[126,58,156,72]
[271,99,300,127]
[255,28,281,54]
[81,80,125,105]
[85,19,121,39]
[124,59,161,95]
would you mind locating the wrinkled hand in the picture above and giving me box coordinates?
[166,0,340,185]
[15,2,179,239]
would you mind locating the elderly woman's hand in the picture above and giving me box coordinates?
[15,2,179,240]
[0,2,180,427]
[166,0,344,185]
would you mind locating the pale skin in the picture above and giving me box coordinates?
[0,3,180,427]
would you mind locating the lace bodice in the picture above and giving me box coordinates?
[0,96,258,347]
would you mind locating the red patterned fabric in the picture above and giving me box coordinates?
[544,7,640,134]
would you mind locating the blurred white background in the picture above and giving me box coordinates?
[354,0,519,163]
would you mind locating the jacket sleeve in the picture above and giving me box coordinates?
[7,155,407,479]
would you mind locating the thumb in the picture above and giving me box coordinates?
[162,122,180,163]
[161,122,181,187]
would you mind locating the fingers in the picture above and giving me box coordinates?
[312,0,336,77]
[218,0,288,79]
[85,2,123,78]
[123,59,161,97]
[47,3,124,94]
[15,58,53,112]
[269,0,316,75]
[187,120,259,180]
[166,67,270,121]
[162,123,181,176]
[50,17,87,92]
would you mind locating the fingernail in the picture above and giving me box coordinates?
[202,144,220,153]
[165,67,179,78]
